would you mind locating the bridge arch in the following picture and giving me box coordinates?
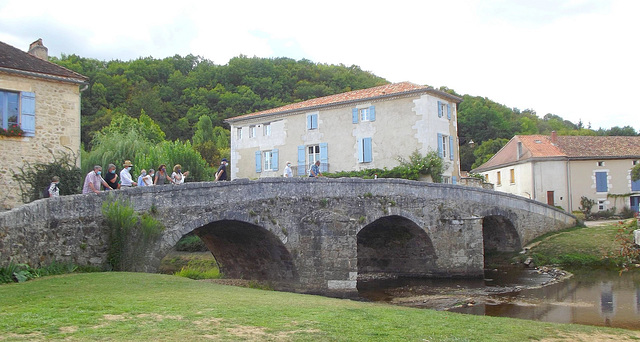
[192,219,298,283]
[482,215,521,254]
[357,215,436,278]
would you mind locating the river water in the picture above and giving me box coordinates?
[358,267,640,330]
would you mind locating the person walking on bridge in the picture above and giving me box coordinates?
[82,165,111,194]
[120,160,137,187]
[215,158,229,181]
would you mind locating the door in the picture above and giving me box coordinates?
[547,191,554,206]
[631,196,640,215]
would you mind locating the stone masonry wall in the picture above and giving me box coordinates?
[0,71,81,210]
[0,178,575,294]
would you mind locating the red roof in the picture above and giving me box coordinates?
[473,134,640,172]
[227,81,461,122]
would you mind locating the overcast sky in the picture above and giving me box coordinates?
[1,0,638,132]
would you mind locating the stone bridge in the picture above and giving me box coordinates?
[0,178,575,295]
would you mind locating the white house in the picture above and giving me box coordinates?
[226,82,462,182]
[472,132,640,213]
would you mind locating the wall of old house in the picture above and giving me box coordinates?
[0,71,81,209]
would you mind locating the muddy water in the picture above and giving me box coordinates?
[358,268,640,330]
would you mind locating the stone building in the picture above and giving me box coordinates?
[226,82,463,182]
[472,132,640,214]
[0,39,88,209]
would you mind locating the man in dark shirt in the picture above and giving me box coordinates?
[104,164,119,190]
[215,158,229,181]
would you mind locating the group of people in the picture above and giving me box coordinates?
[81,160,195,195]
[283,160,323,178]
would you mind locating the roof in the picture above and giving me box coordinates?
[472,134,640,172]
[226,81,462,123]
[0,40,88,83]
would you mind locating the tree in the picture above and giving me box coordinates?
[632,164,640,182]
[471,138,509,169]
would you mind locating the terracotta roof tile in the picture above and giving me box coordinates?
[0,41,88,82]
[556,136,640,158]
[473,134,640,172]
[227,82,461,122]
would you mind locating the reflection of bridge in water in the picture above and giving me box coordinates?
[0,178,575,295]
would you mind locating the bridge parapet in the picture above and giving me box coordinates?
[0,178,575,294]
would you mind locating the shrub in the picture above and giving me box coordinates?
[578,196,596,219]
[12,151,83,203]
[175,234,208,252]
[102,195,165,270]
[0,261,79,284]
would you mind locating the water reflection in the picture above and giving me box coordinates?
[453,270,640,330]
[359,268,640,330]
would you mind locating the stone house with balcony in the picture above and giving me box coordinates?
[226,82,462,182]
[472,132,640,214]
[0,39,88,209]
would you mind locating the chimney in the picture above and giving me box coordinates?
[28,38,48,60]
[551,131,558,144]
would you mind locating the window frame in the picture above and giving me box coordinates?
[308,145,320,165]
[236,127,242,140]
[359,108,372,122]
[307,113,318,130]
[249,125,256,138]
[510,168,515,184]
[496,171,502,186]
[263,123,271,136]
[0,90,19,130]
[263,150,274,171]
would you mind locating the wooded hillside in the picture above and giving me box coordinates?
[52,54,637,171]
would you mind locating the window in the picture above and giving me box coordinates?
[352,106,375,123]
[236,127,242,140]
[437,100,451,120]
[597,161,605,167]
[0,90,35,136]
[308,145,320,165]
[263,123,271,136]
[598,199,606,211]
[249,125,256,138]
[359,108,372,121]
[484,174,489,182]
[510,169,515,184]
[595,171,608,192]
[442,176,451,184]
[358,137,372,163]
[496,171,502,186]
[255,149,278,173]
[299,143,328,174]
[633,160,639,166]
[307,113,318,130]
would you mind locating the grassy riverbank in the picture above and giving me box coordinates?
[1,272,639,341]
[525,219,639,269]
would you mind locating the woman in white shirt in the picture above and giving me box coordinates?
[171,164,189,184]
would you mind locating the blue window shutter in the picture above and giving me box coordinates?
[363,137,372,163]
[449,136,454,160]
[447,104,451,120]
[272,149,279,170]
[595,172,607,192]
[437,101,443,118]
[357,139,363,163]
[452,176,457,184]
[255,151,262,173]
[307,115,312,130]
[312,114,317,129]
[437,133,443,157]
[352,108,358,123]
[20,92,36,136]
[632,179,640,191]
[319,143,328,172]
[297,145,306,175]
[369,106,376,121]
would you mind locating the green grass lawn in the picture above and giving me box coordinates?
[527,220,638,267]
[1,272,639,341]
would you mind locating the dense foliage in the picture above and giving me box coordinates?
[12,152,83,202]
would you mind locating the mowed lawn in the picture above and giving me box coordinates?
[1,272,639,341]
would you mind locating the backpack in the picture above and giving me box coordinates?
[42,185,50,198]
